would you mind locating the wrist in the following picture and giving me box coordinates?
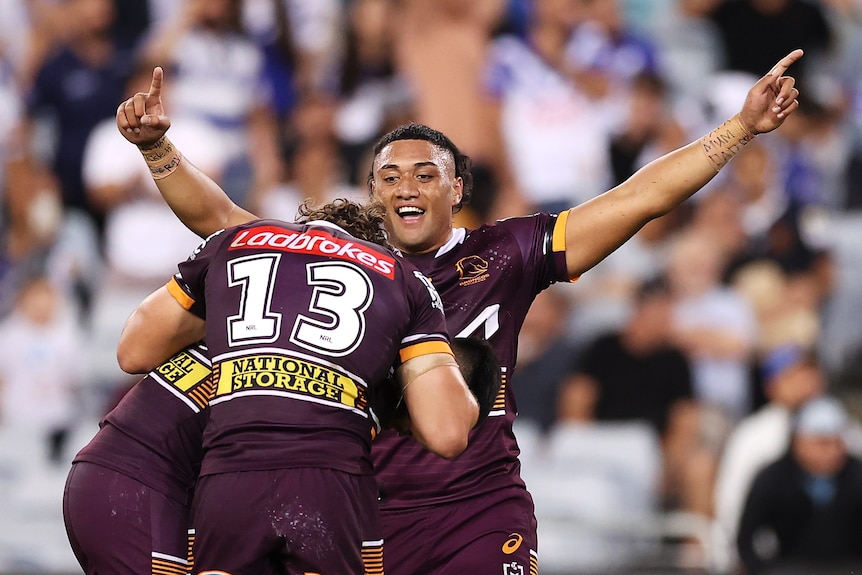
[138,136,183,180]
[699,114,755,173]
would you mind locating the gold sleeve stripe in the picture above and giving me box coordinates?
[167,277,195,310]
[399,341,453,363]
[552,209,569,252]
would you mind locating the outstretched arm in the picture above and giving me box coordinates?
[563,49,803,278]
[116,66,257,238]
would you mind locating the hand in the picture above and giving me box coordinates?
[739,49,803,135]
[116,66,172,148]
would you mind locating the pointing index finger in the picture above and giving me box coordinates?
[148,66,164,98]
[769,49,804,79]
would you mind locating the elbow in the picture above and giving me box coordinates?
[427,428,470,460]
[116,340,152,375]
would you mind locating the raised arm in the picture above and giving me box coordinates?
[116,66,257,238]
[563,49,804,278]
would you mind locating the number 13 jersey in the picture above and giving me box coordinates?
[168,219,453,478]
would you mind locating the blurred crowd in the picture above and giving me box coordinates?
[3,0,862,573]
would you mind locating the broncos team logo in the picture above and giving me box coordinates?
[456,255,490,286]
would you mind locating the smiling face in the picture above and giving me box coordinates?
[370,139,463,254]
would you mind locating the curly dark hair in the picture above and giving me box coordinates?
[367,123,474,213]
[296,198,390,248]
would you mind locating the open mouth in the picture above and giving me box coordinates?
[396,206,426,220]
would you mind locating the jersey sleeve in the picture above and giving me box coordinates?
[501,211,574,293]
[398,263,453,364]
[170,228,227,319]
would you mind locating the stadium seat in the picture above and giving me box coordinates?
[527,421,664,573]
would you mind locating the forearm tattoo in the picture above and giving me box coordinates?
[139,136,183,180]
[699,115,755,173]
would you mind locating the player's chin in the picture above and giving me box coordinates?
[390,228,434,253]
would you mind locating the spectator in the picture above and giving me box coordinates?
[648,0,724,114]
[394,0,507,167]
[712,138,788,247]
[559,276,713,515]
[333,0,412,186]
[256,93,365,221]
[391,0,516,222]
[2,0,70,91]
[0,159,62,317]
[707,0,833,93]
[564,0,661,101]
[143,0,283,206]
[713,345,827,563]
[240,0,301,125]
[0,156,98,326]
[736,395,862,574]
[24,0,131,232]
[0,273,85,463]
[666,227,758,423]
[565,206,686,348]
[606,71,688,186]
[731,260,820,358]
[483,0,611,213]
[0,52,23,175]
[511,285,576,432]
[689,189,751,277]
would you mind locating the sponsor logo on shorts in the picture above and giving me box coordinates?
[214,353,365,412]
[456,255,490,286]
[229,226,396,279]
[502,532,523,554]
[503,561,524,575]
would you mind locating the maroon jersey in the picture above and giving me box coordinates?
[373,212,572,509]
[168,219,452,478]
[73,343,212,503]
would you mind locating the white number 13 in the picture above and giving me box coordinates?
[227,255,373,357]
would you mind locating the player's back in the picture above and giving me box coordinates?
[74,343,213,503]
[175,219,450,477]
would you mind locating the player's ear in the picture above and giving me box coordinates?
[366,171,377,196]
[452,178,464,206]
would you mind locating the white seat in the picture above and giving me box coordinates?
[544,421,663,516]
[528,421,665,572]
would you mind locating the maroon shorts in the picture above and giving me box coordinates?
[63,461,192,575]
[380,487,538,575]
[191,468,381,575]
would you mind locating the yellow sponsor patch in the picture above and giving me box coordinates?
[216,354,363,410]
[157,350,211,391]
